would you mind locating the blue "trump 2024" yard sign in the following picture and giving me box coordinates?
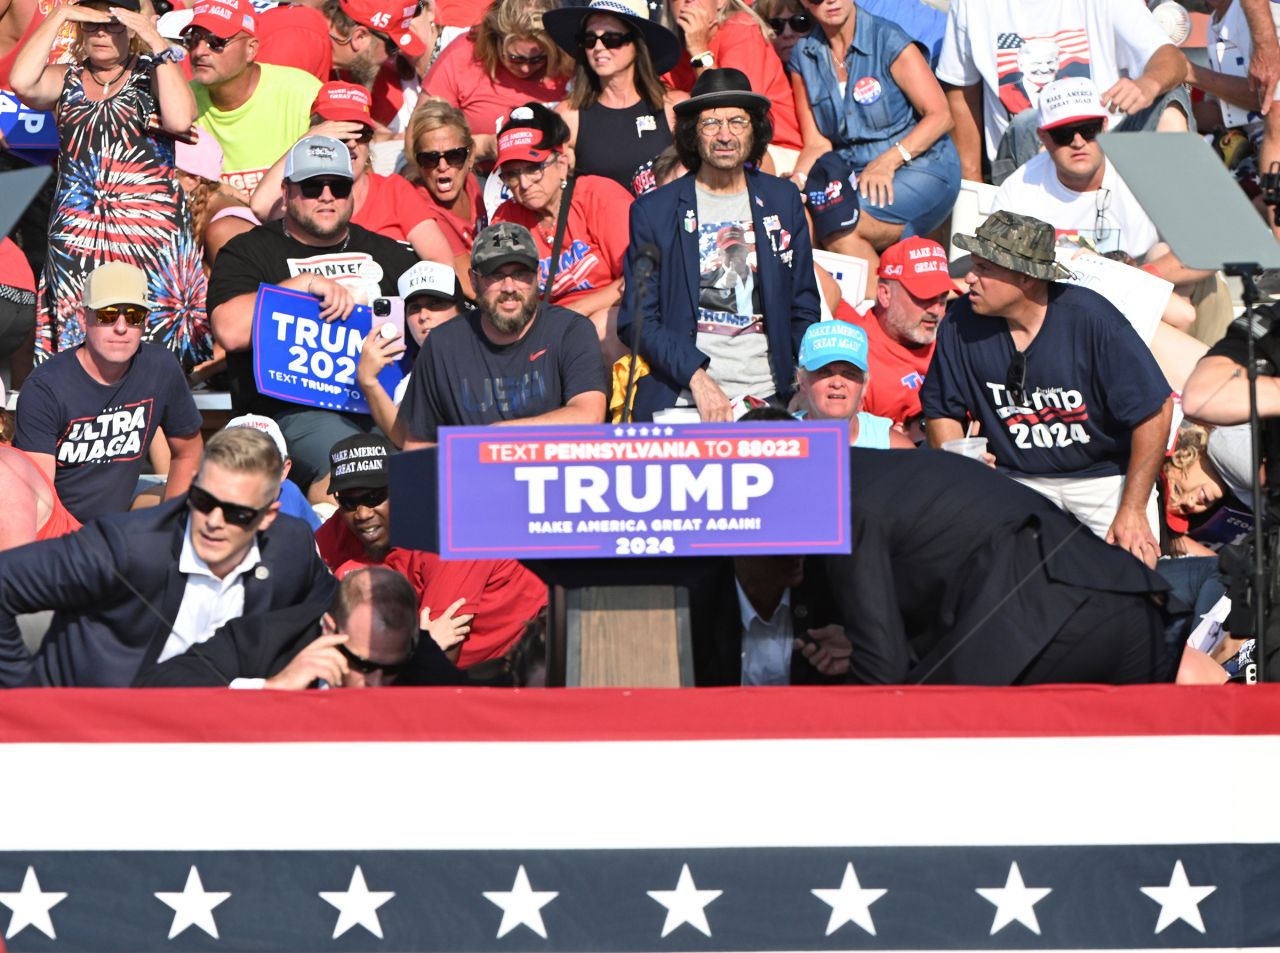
[435,421,851,559]
[251,283,408,414]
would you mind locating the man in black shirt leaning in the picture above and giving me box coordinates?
[207,134,418,500]
[399,222,608,448]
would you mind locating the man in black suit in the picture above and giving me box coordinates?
[825,448,1177,685]
[138,567,466,688]
[0,428,337,687]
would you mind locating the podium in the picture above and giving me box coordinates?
[389,423,851,687]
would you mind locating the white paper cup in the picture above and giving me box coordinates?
[942,437,988,460]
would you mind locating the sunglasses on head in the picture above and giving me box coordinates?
[337,641,408,678]
[180,29,240,52]
[188,484,272,528]
[1006,349,1028,406]
[335,486,389,511]
[1046,118,1105,148]
[767,13,812,33]
[504,49,548,65]
[416,146,470,168]
[296,177,354,199]
[576,29,633,50]
[92,305,148,327]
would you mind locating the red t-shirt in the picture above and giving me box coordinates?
[315,514,548,668]
[423,33,569,141]
[413,173,484,255]
[433,0,482,29]
[353,172,435,243]
[492,174,631,311]
[255,5,333,82]
[842,301,934,427]
[667,13,801,150]
[0,237,35,293]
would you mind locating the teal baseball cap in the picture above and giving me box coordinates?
[798,321,868,373]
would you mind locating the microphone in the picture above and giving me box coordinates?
[634,242,661,281]
[623,243,661,423]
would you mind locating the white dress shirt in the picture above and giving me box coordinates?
[736,581,794,686]
[156,524,262,664]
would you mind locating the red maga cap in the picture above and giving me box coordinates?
[495,127,554,168]
[877,236,962,298]
[338,0,424,55]
[312,82,373,124]
[187,0,256,39]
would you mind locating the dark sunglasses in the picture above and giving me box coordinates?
[92,305,148,327]
[504,49,548,65]
[336,487,390,511]
[84,18,128,34]
[767,13,812,33]
[296,177,354,199]
[1046,119,1105,148]
[416,146,470,168]
[188,484,272,528]
[1006,350,1028,406]
[337,641,408,678]
[576,29,633,50]
[180,30,241,53]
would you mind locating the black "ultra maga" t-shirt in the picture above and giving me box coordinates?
[14,344,202,522]
[207,220,419,417]
[397,305,607,442]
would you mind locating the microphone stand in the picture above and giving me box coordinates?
[622,247,658,424]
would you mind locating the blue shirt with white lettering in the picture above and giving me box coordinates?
[920,284,1169,478]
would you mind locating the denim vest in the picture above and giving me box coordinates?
[790,9,922,169]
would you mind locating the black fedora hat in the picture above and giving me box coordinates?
[673,67,771,117]
[543,0,682,75]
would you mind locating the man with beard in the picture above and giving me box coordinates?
[617,68,819,422]
[399,222,607,447]
[184,0,321,196]
[255,0,422,87]
[208,135,418,500]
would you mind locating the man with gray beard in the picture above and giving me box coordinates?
[400,223,608,448]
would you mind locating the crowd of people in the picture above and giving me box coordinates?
[0,0,1277,689]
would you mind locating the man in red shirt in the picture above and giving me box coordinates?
[846,236,960,438]
[256,0,424,84]
[315,433,549,683]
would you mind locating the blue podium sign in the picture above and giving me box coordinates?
[436,421,851,559]
[251,283,409,414]
[0,90,57,152]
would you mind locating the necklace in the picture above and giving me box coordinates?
[86,54,133,97]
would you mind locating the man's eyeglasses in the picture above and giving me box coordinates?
[1045,118,1104,148]
[504,48,548,65]
[1006,349,1028,406]
[767,13,812,34]
[84,18,128,34]
[295,177,354,199]
[576,30,633,50]
[180,30,244,53]
[500,160,550,188]
[188,484,272,528]
[697,116,751,137]
[417,146,470,169]
[337,641,408,678]
[92,305,149,327]
[1093,187,1113,246]
[335,487,390,511]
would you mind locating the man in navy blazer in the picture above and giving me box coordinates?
[618,68,820,422]
[0,428,336,687]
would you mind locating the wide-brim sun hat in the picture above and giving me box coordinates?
[543,0,682,75]
[952,210,1071,282]
[673,67,771,117]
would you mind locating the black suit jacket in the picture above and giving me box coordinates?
[136,600,466,687]
[0,496,337,687]
[688,559,845,686]
[824,449,1174,685]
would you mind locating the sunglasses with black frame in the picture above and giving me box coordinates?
[1006,350,1028,406]
[337,641,410,678]
[294,177,354,199]
[576,29,633,50]
[1045,118,1105,148]
[335,486,390,512]
[187,484,274,528]
[416,146,470,169]
[767,13,812,33]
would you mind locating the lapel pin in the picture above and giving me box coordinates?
[254,565,270,581]
[683,209,696,233]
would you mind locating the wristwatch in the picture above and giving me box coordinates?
[154,46,186,65]
[689,50,715,69]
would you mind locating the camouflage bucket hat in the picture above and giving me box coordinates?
[953,210,1071,282]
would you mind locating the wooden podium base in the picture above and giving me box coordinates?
[548,585,693,687]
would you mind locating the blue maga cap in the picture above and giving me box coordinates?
[798,321,868,373]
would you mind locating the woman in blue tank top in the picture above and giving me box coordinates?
[543,0,688,195]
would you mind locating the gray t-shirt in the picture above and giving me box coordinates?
[690,186,774,401]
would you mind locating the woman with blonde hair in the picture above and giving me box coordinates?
[404,98,486,267]
[10,0,206,368]
[423,0,573,166]
[665,0,802,171]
